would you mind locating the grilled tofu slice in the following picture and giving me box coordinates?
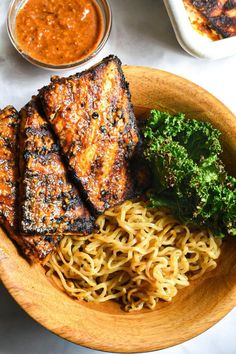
[0,105,66,262]
[189,0,236,38]
[8,230,61,262]
[39,55,139,214]
[0,106,19,229]
[19,98,94,235]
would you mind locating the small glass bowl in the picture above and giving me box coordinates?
[7,0,112,70]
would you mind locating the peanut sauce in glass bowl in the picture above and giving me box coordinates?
[7,0,111,69]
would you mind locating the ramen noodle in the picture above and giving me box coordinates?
[45,201,221,311]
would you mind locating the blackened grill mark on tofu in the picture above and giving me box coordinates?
[0,106,19,230]
[39,55,140,214]
[19,98,94,235]
[190,0,236,37]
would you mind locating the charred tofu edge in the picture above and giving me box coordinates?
[4,224,60,262]
[185,0,236,39]
[0,105,19,230]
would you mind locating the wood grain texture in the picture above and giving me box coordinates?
[0,66,236,353]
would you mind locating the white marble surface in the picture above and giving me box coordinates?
[0,0,235,353]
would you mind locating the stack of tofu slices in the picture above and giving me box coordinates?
[0,56,139,262]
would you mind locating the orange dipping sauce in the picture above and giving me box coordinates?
[15,0,104,66]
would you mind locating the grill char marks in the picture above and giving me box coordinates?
[191,0,236,38]
[19,98,94,235]
[0,106,19,229]
[39,55,140,214]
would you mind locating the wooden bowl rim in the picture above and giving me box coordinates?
[0,65,236,353]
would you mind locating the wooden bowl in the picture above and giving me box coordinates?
[0,66,236,353]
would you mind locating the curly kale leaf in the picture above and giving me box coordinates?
[143,110,236,237]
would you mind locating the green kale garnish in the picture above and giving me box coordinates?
[143,109,236,237]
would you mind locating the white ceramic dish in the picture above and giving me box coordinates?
[164,0,236,59]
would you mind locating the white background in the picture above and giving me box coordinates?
[0,0,236,353]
